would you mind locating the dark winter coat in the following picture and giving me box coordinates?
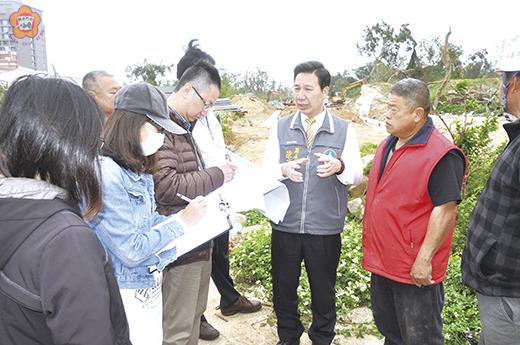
[154,109,224,266]
[0,178,131,345]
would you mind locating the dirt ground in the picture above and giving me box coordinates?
[228,96,508,164]
[201,281,383,345]
[229,96,388,164]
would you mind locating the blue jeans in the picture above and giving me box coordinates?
[370,274,445,345]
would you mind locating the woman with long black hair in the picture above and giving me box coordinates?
[0,75,131,345]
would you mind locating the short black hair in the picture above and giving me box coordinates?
[0,75,104,218]
[176,39,216,79]
[390,78,431,115]
[174,61,221,92]
[82,70,112,91]
[293,61,331,90]
[101,110,157,174]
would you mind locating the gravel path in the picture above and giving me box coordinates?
[201,281,383,345]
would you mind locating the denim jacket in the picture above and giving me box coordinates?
[87,156,184,289]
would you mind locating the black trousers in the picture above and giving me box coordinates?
[370,273,445,345]
[211,230,240,308]
[271,230,341,345]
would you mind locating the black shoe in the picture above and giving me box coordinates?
[220,295,262,316]
[199,315,220,341]
[275,340,300,345]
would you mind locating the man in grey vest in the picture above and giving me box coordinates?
[263,61,363,345]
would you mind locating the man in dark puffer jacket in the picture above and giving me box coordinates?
[154,61,236,345]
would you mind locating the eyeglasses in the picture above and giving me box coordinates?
[192,86,213,110]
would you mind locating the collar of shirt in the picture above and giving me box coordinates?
[169,106,191,131]
[300,109,326,131]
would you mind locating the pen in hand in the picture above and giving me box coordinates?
[176,193,208,226]
[176,193,192,202]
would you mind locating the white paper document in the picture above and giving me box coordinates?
[156,192,232,257]
[216,149,290,223]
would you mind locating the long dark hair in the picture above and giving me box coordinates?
[101,110,157,174]
[0,75,104,219]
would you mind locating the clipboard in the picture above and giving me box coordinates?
[156,191,232,258]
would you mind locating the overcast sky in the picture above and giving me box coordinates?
[25,0,519,86]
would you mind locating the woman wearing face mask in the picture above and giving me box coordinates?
[87,82,206,345]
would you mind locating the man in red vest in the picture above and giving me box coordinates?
[362,78,466,345]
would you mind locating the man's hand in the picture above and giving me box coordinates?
[410,255,435,287]
[281,157,309,182]
[315,153,341,178]
[219,163,237,183]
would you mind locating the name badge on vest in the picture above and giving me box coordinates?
[285,147,301,161]
[323,148,337,158]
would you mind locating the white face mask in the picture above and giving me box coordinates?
[141,131,165,156]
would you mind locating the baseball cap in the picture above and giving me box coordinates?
[114,82,186,134]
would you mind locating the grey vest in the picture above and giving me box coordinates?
[272,111,349,235]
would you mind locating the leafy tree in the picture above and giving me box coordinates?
[417,36,465,81]
[238,68,271,97]
[219,72,240,98]
[463,49,493,79]
[126,59,174,86]
[357,21,417,69]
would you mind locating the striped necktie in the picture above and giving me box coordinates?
[305,117,316,147]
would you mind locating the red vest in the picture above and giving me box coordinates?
[362,128,461,284]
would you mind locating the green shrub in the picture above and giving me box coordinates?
[359,142,378,157]
[221,123,234,143]
[230,219,370,323]
[230,224,272,298]
[432,78,500,115]
[455,80,470,92]
[241,209,269,227]
[442,256,480,344]
[437,103,466,114]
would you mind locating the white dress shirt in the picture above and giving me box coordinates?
[192,110,227,167]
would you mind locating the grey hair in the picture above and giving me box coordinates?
[82,70,113,91]
[390,78,431,115]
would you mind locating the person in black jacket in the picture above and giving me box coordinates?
[0,75,131,345]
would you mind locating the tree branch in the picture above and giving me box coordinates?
[432,28,454,140]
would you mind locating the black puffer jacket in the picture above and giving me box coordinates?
[0,180,131,345]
